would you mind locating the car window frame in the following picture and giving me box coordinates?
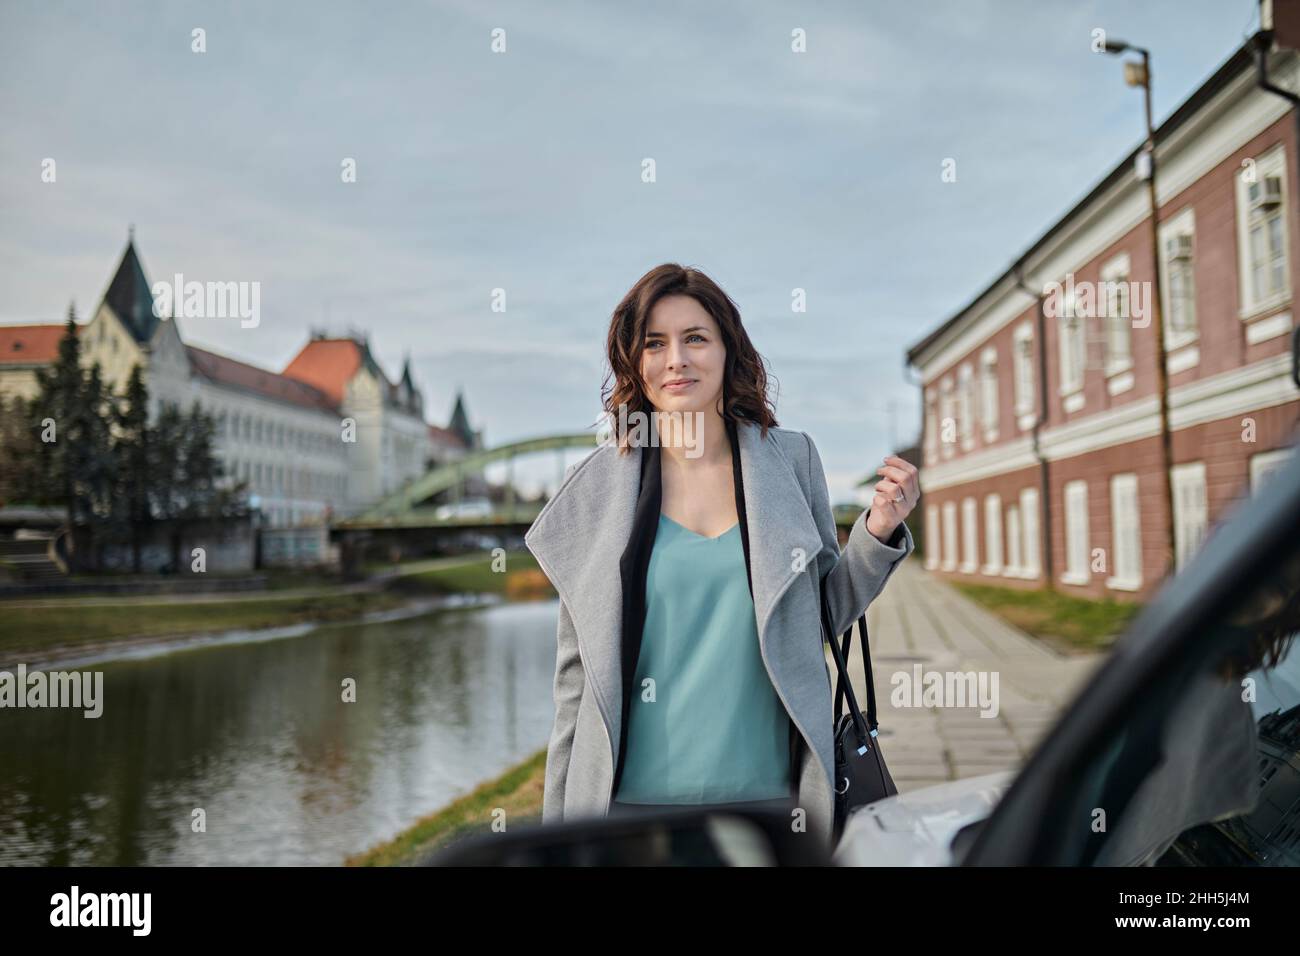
[960,438,1300,866]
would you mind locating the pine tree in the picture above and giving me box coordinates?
[149,403,185,523]
[78,362,117,523]
[169,400,222,571]
[178,400,221,516]
[31,306,85,529]
[26,307,116,566]
[0,393,42,504]
[114,364,152,572]
[20,310,247,573]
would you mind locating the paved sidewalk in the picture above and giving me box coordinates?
[829,561,1107,792]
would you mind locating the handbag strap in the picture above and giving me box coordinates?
[819,581,872,744]
[833,614,879,730]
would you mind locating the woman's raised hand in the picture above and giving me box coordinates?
[866,454,919,544]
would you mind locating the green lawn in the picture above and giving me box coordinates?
[348,748,547,866]
[951,582,1143,653]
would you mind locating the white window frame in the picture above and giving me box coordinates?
[940,376,955,460]
[1013,321,1036,428]
[1171,461,1208,573]
[924,388,938,464]
[1019,487,1041,579]
[1061,479,1090,586]
[1158,206,1198,353]
[1235,144,1291,319]
[958,363,976,452]
[1106,473,1142,591]
[980,346,999,443]
[941,501,958,571]
[925,504,940,570]
[960,496,978,573]
[981,493,1003,575]
[1057,289,1086,410]
[1099,252,1133,377]
[1249,447,1295,495]
[1004,503,1022,577]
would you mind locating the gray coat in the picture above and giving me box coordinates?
[524,419,914,846]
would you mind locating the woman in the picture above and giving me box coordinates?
[524,263,918,848]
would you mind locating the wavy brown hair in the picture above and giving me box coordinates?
[600,263,778,455]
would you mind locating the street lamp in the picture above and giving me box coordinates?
[1103,38,1178,579]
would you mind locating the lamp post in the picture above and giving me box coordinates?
[1103,39,1179,580]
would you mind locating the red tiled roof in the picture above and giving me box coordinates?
[0,323,77,365]
[282,339,365,405]
[186,345,338,413]
[428,423,467,448]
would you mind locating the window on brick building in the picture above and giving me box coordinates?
[1250,183,1286,301]
[961,496,979,573]
[983,493,1003,575]
[940,376,955,459]
[1058,289,1086,406]
[924,389,938,464]
[1172,461,1208,572]
[1014,322,1036,428]
[1108,473,1142,592]
[1100,252,1133,375]
[1159,207,1198,349]
[980,347,999,442]
[1063,479,1091,585]
[1005,503,1023,577]
[942,501,958,572]
[1250,447,1296,494]
[925,504,940,571]
[1236,145,1291,316]
[958,363,975,451]
[1020,487,1041,578]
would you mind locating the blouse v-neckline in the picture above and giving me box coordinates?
[659,512,739,541]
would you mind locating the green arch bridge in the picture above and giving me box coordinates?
[335,432,600,531]
[334,431,870,534]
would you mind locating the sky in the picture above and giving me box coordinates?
[0,0,1266,500]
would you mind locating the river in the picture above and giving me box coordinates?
[0,597,561,865]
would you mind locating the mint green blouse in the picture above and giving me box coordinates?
[613,512,793,804]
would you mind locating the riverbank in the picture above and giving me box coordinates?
[347,748,548,866]
[0,549,555,666]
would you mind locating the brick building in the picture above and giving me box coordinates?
[906,34,1300,601]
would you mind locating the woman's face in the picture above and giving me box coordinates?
[639,294,727,416]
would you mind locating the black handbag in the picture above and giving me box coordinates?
[820,585,898,841]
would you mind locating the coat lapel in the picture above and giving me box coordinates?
[734,420,827,642]
[523,418,827,771]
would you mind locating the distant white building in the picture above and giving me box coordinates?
[0,237,481,526]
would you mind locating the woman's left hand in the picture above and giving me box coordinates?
[866,455,919,544]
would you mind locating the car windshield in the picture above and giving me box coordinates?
[1055,546,1300,866]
